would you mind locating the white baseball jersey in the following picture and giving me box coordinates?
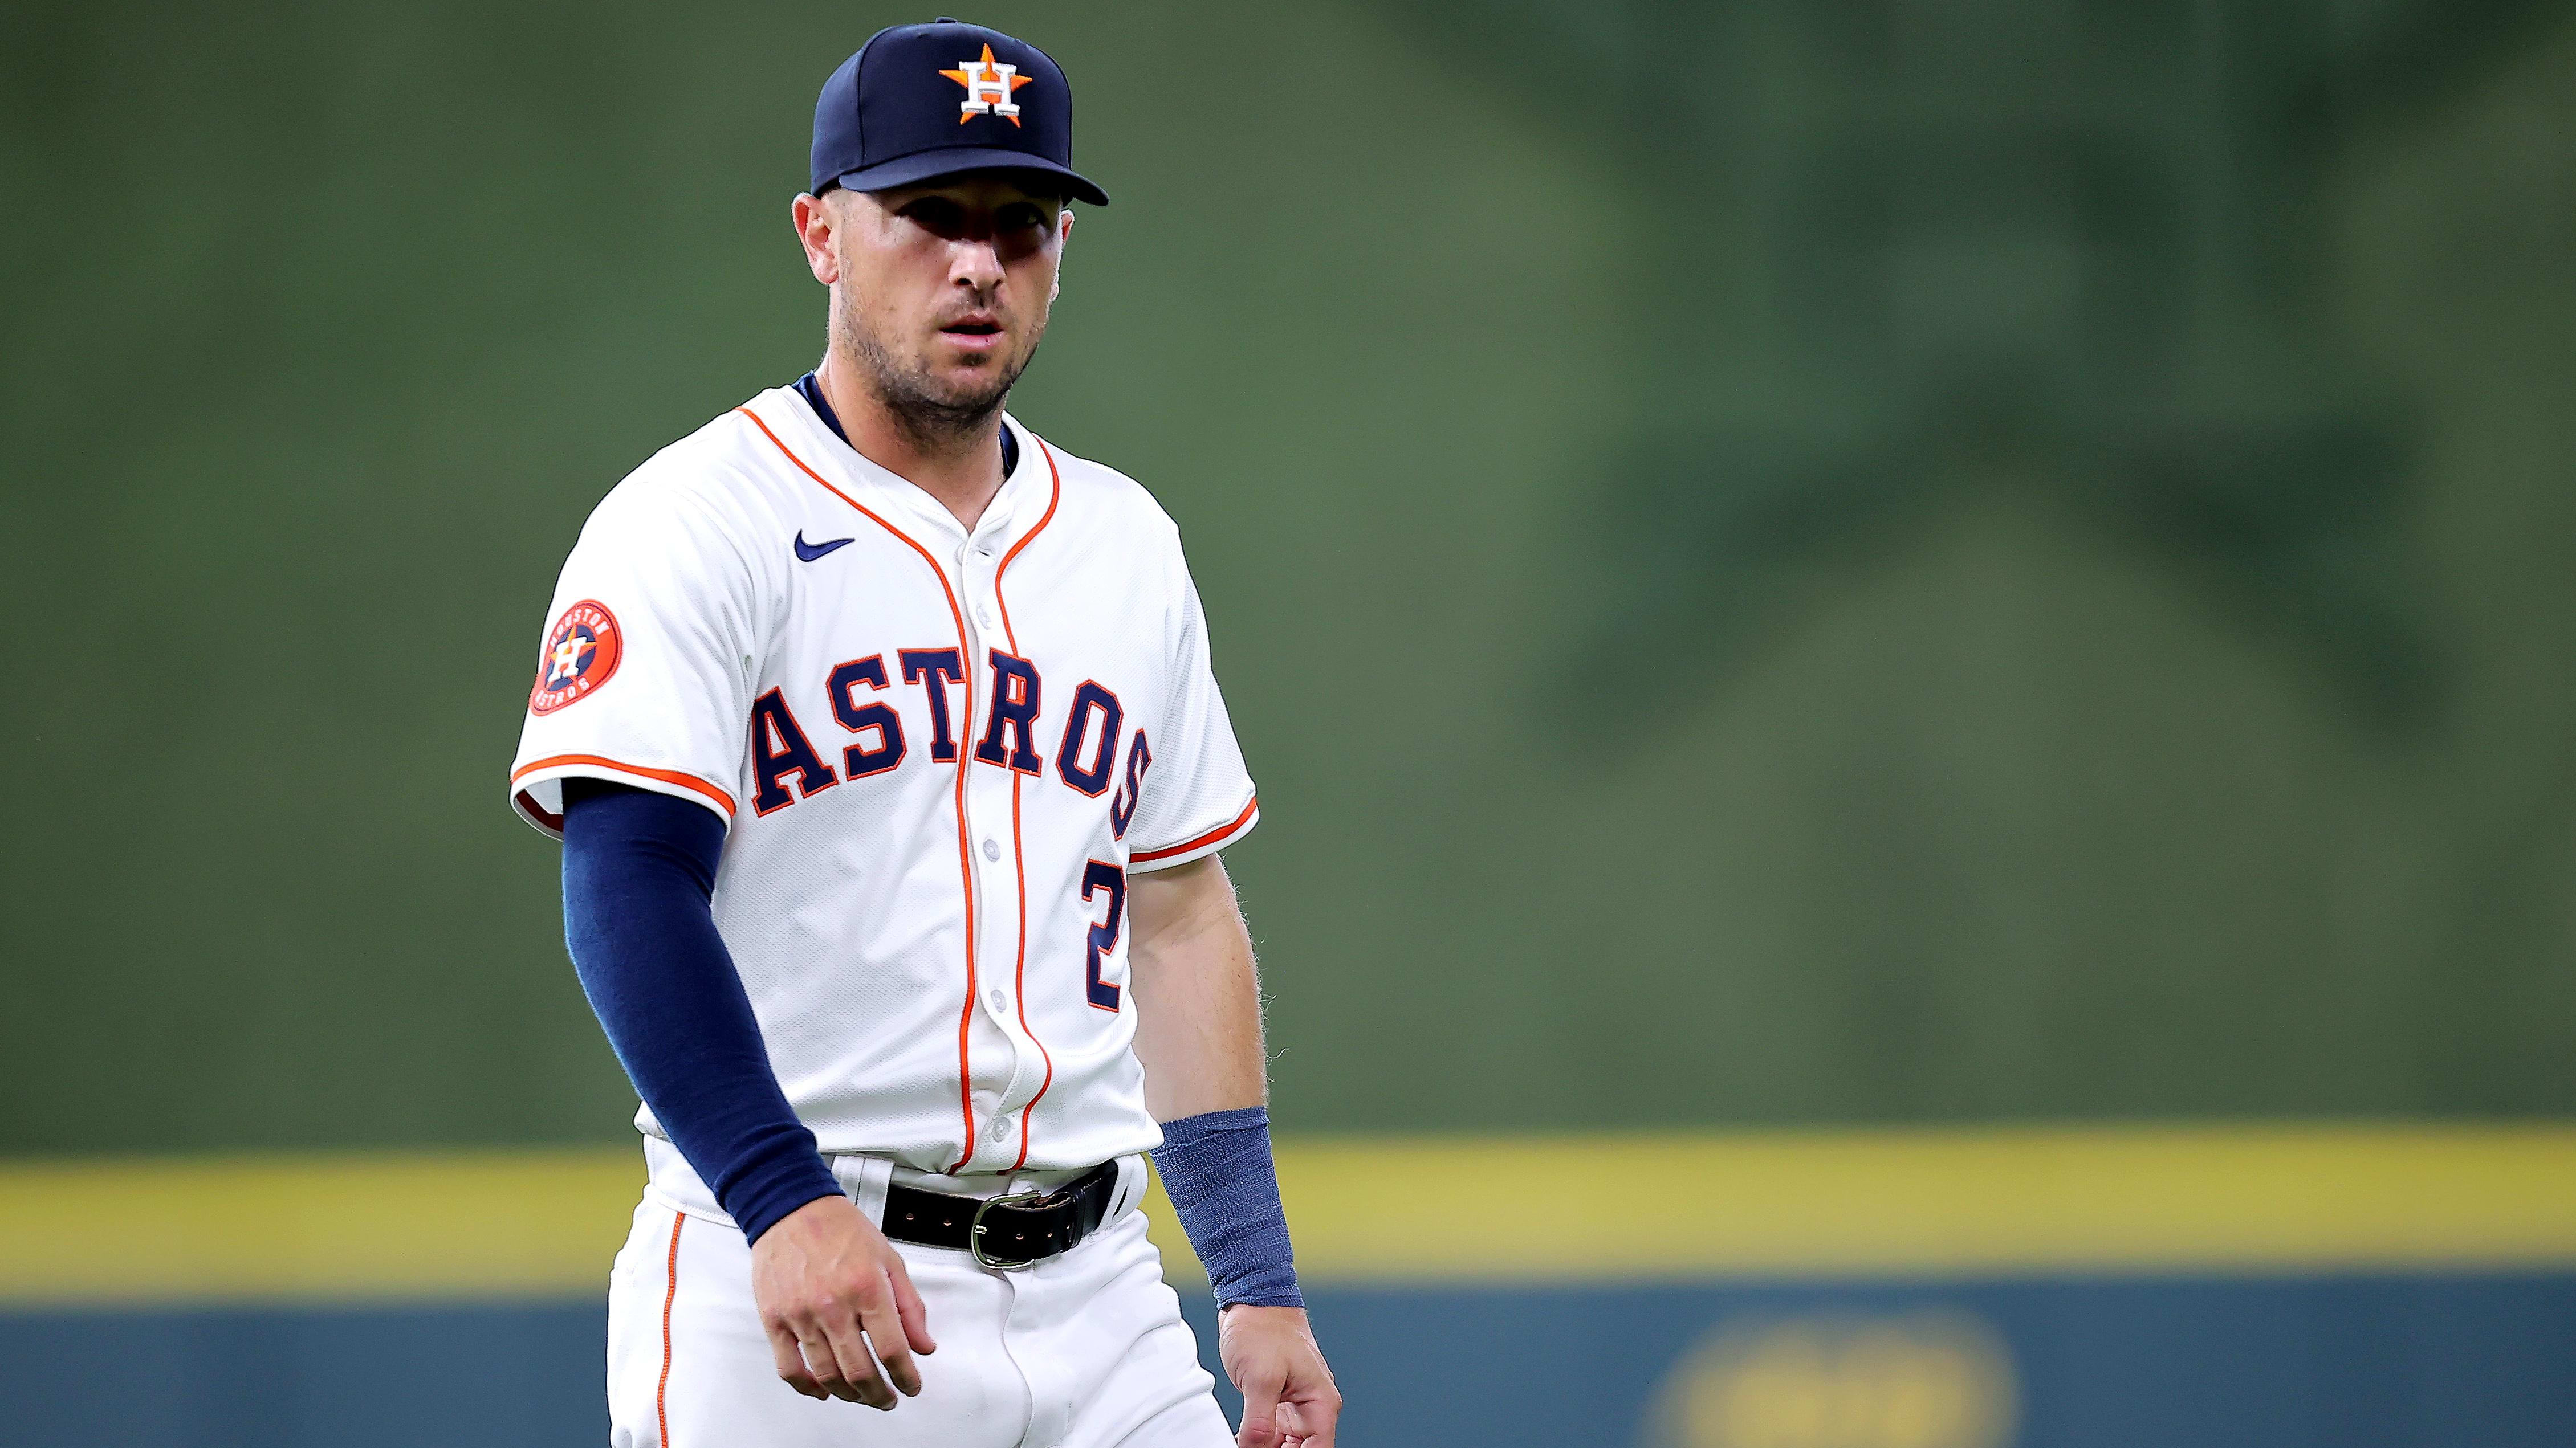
[508,385,1259,1176]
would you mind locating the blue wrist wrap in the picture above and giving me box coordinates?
[1149,1106,1303,1308]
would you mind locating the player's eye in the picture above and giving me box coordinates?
[902,198,968,239]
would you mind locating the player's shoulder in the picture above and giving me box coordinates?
[1016,423,1186,552]
[578,393,808,546]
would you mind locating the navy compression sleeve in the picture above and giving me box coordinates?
[560,778,841,1242]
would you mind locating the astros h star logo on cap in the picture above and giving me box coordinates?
[940,43,1035,125]
[806,21,1110,206]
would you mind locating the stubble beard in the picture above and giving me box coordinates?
[834,284,1046,451]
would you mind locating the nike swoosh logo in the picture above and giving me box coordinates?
[794,532,854,562]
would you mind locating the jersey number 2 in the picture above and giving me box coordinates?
[1081,860,1125,1011]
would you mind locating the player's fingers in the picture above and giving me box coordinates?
[885,1252,939,1356]
[857,1271,922,1398]
[1235,1365,1287,1448]
[789,1306,868,1405]
[804,1334,861,1402]
[1288,1384,1342,1448]
[764,1319,827,1400]
[820,1308,895,1409]
[796,1316,864,1404]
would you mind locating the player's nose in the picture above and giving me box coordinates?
[947,236,1007,294]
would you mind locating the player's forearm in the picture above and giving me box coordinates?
[561,780,841,1241]
[1125,855,1267,1120]
[1128,855,1304,1309]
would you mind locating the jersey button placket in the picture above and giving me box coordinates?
[950,536,1002,1164]
[976,511,1055,1156]
[955,529,1037,1164]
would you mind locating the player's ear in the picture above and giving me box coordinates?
[1049,205,1072,303]
[793,192,840,285]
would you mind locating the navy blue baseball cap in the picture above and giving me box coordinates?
[810,19,1108,206]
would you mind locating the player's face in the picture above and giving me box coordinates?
[802,177,1068,428]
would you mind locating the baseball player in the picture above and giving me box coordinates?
[506,19,1338,1447]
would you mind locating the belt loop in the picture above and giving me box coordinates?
[1111,1153,1146,1222]
[834,1154,896,1225]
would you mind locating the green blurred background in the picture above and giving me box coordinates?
[5,0,2575,1159]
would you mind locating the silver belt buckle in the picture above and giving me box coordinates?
[969,1187,1047,1270]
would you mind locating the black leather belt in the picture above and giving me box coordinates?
[878,1160,1121,1269]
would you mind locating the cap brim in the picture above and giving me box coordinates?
[827,146,1108,206]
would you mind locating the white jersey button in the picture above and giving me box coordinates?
[982,838,1002,861]
[988,1119,1012,1144]
[988,989,1007,1010]
[976,604,994,626]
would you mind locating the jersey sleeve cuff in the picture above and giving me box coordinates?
[510,754,738,839]
[1129,795,1259,873]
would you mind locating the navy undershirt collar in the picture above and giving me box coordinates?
[793,370,1018,478]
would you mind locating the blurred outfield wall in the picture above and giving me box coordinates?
[6,0,2576,1150]
[5,1129,2575,1447]
[6,1,2576,1445]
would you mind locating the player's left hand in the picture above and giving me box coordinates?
[1217,1304,1340,1448]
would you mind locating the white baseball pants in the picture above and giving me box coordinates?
[605,1148,1232,1448]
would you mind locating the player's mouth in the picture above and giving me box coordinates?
[938,313,1007,353]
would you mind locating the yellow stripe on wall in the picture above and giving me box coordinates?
[2,1125,2572,1304]
[0,1149,645,1304]
[1269,1125,2576,1283]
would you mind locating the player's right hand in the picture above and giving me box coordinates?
[750,1194,938,1409]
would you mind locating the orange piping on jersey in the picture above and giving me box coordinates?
[736,405,984,1172]
[657,1209,683,1447]
[1132,796,1260,864]
[511,755,738,818]
[997,434,1063,1170]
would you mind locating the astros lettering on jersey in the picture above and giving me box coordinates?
[510,386,1259,1177]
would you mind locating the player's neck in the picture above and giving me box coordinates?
[817,353,1007,531]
